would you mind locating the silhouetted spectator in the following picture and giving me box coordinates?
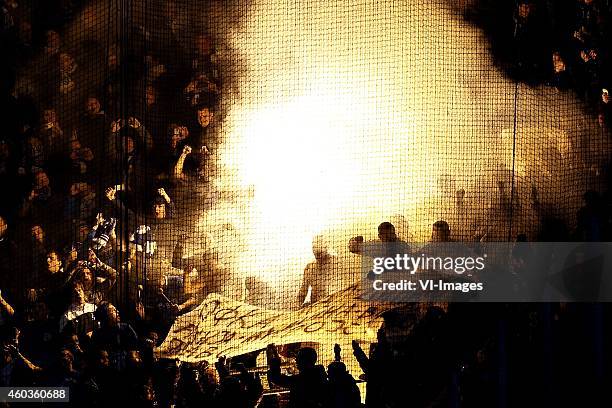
[575,190,607,241]
[326,344,360,408]
[297,235,338,306]
[215,356,263,408]
[267,344,328,408]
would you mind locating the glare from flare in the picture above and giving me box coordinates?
[203,0,606,290]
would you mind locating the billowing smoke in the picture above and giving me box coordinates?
[199,0,610,298]
[18,0,609,306]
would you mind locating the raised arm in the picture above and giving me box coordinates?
[352,340,370,375]
[6,345,42,373]
[158,188,175,218]
[128,117,153,151]
[0,290,15,320]
[297,266,312,306]
[334,343,341,362]
[88,250,118,292]
[173,145,192,180]
[104,185,135,221]
[215,356,230,379]
[95,258,117,284]
[108,119,122,161]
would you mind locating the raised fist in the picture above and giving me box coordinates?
[158,188,170,202]
[111,119,123,133]
[105,187,116,201]
[128,117,141,129]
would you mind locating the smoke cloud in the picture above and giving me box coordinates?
[202,0,610,297]
[18,0,610,304]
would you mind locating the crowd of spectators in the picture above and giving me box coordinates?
[0,0,611,407]
[468,0,612,126]
[1,0,234,406]
[505,0,612,242]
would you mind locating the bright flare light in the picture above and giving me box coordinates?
[202,0,608,292]
[220,87,429,287]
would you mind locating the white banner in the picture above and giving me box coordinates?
[156,284,393,363]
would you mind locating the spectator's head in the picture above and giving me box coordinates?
[42,108,57,128]
[552,52,565,73]
[90,349,110,371]
[327,361,348,381]
[0,216,7,238]
[86,97,101,116]
[517,2,531,18]
[389,214,410,240]
[59,53,75,74]
[97,349,111,367]
[31,224,44,243]
[312,235,330,261]
[153,196,168,219]
[34,171,50,188]
[195,34,212,56]
[58,349,74,372]
[18,21,32,44]
[431,220,451,242]
[45,30,61,54]
[197,106,213,128]
[201,365,220,389]
[603,88,610,104]
[143,331,159,348]
[75,265,93,287]
[108,45,119,69]
[1,326,19,348]
[125,135,136,154]
[146,85,157,107]
[378,222,397,242]
[96,302,120,327]
[245,276,258,292]
[70,137,81,151]
[296,347,317,371]
[47,250,62,273]
[127,350,143,369]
